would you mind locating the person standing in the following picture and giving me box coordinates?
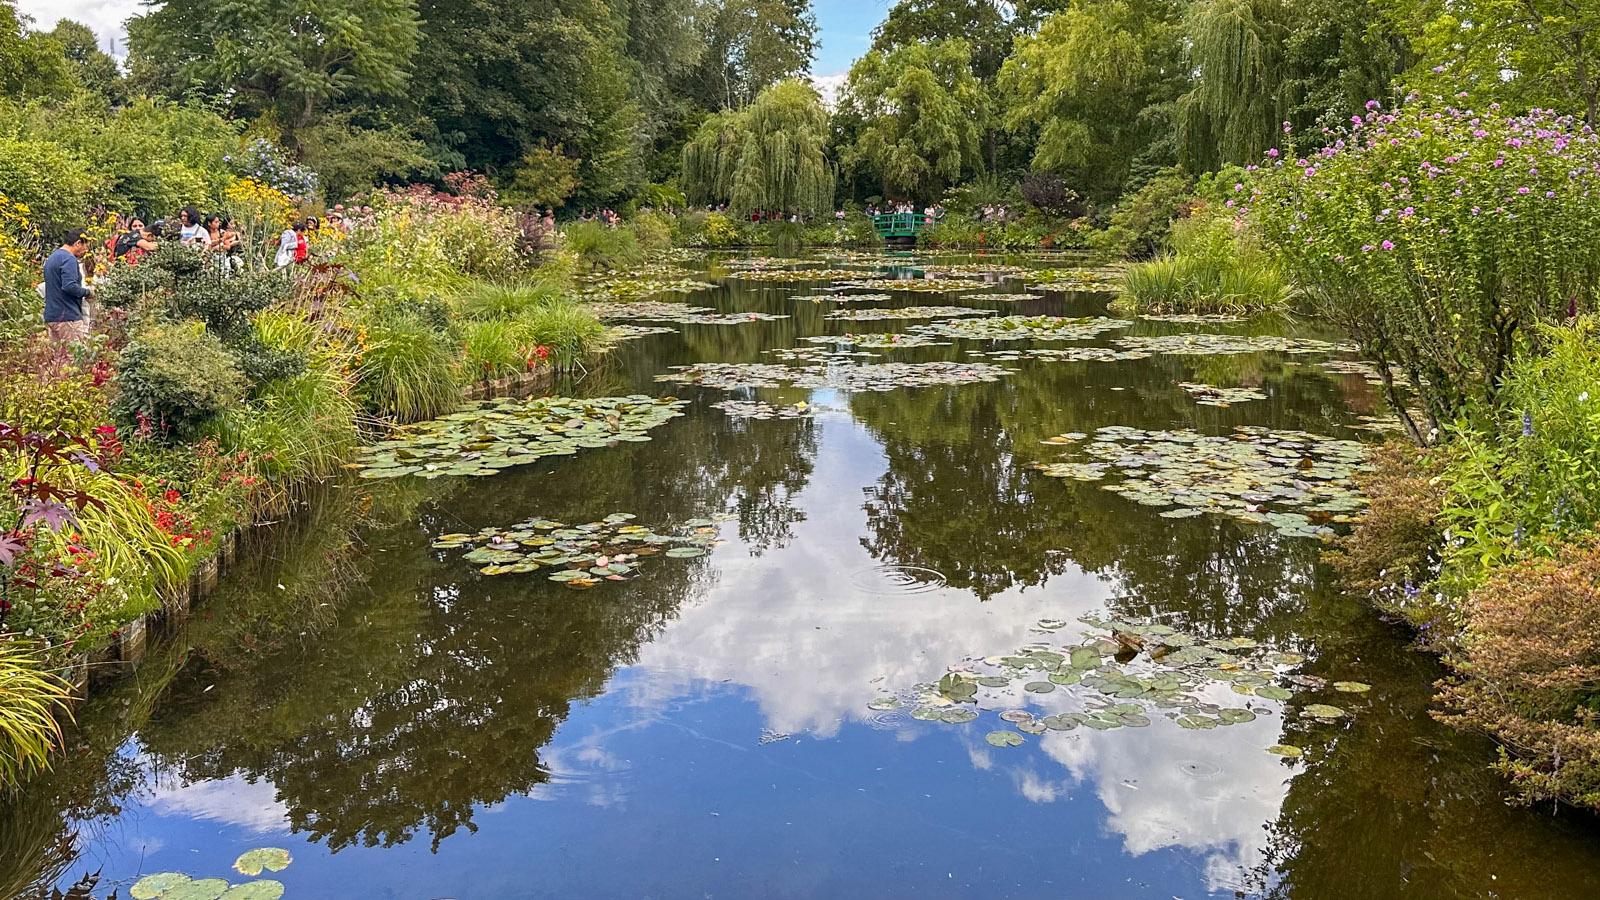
[43,229,93,345]
[275,221,302,269]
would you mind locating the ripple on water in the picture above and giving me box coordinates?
[848,565,947,595]
[868,710,911,730]
[1178,759,1222,778]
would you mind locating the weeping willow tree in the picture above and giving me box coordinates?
[1178,0,1293,170]
[837,39,986,203]
[998,0,1185,201]
[680,79,835,217]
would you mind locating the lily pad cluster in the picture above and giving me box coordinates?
[959,293,1043,302]
[919,263,1029,277]
[793,292,894,303]
[579,275,713,302]
[871,614,1368,756]
[432,512,725,584]
[788,362,1011,392]
[1034,425,1371,536]
[1178,382,1268,406]
[730,267,866,282]
[356,395,687,479]
[1023,267,1123,285]
[604,324,678,341]
[712,399,815,419]
[1114,334,1356,356]
[976,346,1152,363]
[907,315,1132,341]
[589,301,713,320]
[656,361,1011,392]
[826,306,994,321]
[801,333,949,349]
[588,302,788,325]
[656,362,795,389]
[129,849,291,900]
[833,277,980,292]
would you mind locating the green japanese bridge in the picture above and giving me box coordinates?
[871,212,942,244]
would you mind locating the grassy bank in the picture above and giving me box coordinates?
[0,179,606,790]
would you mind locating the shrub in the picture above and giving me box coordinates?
[460,319,525,380]
[512,302,604,370]
[0,134,97,235]
[1255,103,1600,443]
[1325,440,1447,625]
[1436,541,1600,811]
[1089,168,1195,259]
[630,211,673,252]
[1115,209,1289,314]
[355,315,461,423]
[1436,318,1600,591]
[454,280,565,321]
[112,322,246,438]
[0,640,73,790]
[561,219,646,270]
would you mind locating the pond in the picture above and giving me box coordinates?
[8,251,1600,900]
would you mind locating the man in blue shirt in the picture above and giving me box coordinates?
[43,229,93,345]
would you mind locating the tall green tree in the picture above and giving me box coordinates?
[126,0,421,129]
[0,1,74,101]
[999,0,1185,200]
[679,0,817,110]
[870,0,1015,81]
[837,40,985,203]
[1178,0,1292,170]
[46,20,125,106]
[1383,0,1600,124]
[681,78,834,215]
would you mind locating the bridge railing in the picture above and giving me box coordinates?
[870,212,943,236]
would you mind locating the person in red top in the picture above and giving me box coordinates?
[294,222,309,263]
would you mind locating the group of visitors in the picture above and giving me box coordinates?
[977,204,1011,223]
[576,208,622,225]
[864,203,946,225]
[37,201,360,349]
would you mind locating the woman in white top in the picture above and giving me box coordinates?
[275,224,299,268]
[179,206,206,247]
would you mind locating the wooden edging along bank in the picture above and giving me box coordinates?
[56,364,558,705]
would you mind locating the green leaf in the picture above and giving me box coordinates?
[219,883,286,900]
[1267,744,1304,757]
[163,879,232,900]
[1303,703,1346,718]
[131,874,191,899]
[1332,681,1371,693]
[985,730,1026,747]
[233,848,292,876]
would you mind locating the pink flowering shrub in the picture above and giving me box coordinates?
[1253,102,1600,442]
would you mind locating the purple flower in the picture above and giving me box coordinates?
[1523,411,1534,436]
[1361,244,1375,253]
[1267,148,1279,158]
[1518,186,1530,194]
[1365,100,1381,110]
[1381,240,1394,250]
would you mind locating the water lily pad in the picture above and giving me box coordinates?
[1303,703,1347,719]
[867,697,903,711]
[1255,685,1293,701]
[908,315,1131,342]
[985,730,1026,747]
[164,879,231,900]
[939,707,979,724]
[1024,681,1055,693]
[999,709,1035,724]
[1333,681,1371,693]
[233,848,291,876]
[1267,744,1304,757]
[131,874,192,899]
[219,883,285,900]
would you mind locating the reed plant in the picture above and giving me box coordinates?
[0,640,73,790]
[561,220,647,271]
[355,316,462,423]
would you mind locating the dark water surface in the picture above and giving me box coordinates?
[7,252,1600,899]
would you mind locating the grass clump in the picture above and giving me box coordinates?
[1115,211,1288,315]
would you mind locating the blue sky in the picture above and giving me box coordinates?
[813,0,889,77]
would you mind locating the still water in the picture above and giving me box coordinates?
[7,253,1600,899]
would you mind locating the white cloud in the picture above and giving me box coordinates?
[16,0,139,54]
[146,773,291,834]
[810,73,848,109]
